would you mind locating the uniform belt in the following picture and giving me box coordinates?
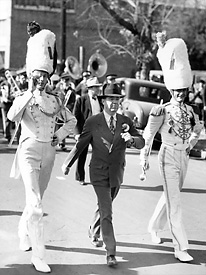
[162,142,189,151]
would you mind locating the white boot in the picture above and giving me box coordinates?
[19,235,31,251]
[31,256,51,273]
[150,231,161,244]
[174,250,193,262]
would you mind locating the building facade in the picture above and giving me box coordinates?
[0,0,137,78]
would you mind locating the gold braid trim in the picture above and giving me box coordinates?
[35,96,62,117]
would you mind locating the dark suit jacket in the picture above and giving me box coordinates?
[63,112,145,187]
[73,94,102,135]
[75,81,88,97]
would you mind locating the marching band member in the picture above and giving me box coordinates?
[0,78,14,143]
[7,28,76,273]
[140,33,203,262]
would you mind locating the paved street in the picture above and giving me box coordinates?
[0,135,206,275]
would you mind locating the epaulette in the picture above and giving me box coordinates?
[149,102,170,116]
[186,103,200,116]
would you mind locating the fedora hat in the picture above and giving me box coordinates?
[51,74,60,82]
[105,74,117,81]
[86,77,102,88]
[16,67,27,76]
[99,83,124,98]
[82,71,91,78]
[60,72,71,79]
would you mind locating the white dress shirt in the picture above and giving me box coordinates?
[88,93,101,115]
[103,111,117,129]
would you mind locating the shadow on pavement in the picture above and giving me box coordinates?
[2,251,206,275]
[121,184,206,193]
[0,210,48,217]
[121,184,163,191]
[1,242,205,275]
[0,210,22,216]
[1,262,137,275]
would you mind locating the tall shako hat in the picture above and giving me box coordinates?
[156,32,193,90]
[99,82,124,98]
[26,27,56,76]
[27,21,41,37]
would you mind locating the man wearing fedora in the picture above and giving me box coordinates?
[55,72,76,150]
[75,70,92,96]
[73,76,102,185]
[62,82,145,267]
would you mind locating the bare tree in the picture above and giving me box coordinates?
[78,0,175,79]
[77,0,206,79]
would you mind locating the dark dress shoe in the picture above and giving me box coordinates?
[107,255,118,267]
[90,236,103,247]
[79,180,87,185]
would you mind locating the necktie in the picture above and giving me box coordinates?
[109,116,115,134]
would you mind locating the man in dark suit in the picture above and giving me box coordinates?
[62,83,145,267]
[75,70,92,96]
[73,77,102,185]
[55,72,76,150]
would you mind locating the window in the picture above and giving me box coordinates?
[0,52,5,69]
[14,0,75,12]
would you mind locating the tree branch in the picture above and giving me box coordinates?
[93,0,140,35]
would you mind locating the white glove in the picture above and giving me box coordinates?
[140,159,150,171]
[120,132,132,142]
[74,134,80,141]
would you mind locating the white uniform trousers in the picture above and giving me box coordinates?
[18,138,55,258]
[148,144,189,251]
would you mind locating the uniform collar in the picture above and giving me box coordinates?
[170,97,185,107]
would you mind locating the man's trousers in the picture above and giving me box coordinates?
[92,185,119,256]
[18,138,55,258]
[75,145,89,182]
[148,144,189,252]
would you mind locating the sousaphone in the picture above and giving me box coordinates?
[87,51,107,78]
[65,56,82,80]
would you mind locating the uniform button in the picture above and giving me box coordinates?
[174,143,176,145]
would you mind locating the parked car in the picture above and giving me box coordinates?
[116,78,206,156]
[116,78,171,147]
[116,77,170,128]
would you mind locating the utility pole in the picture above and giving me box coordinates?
[60,0,66,72]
